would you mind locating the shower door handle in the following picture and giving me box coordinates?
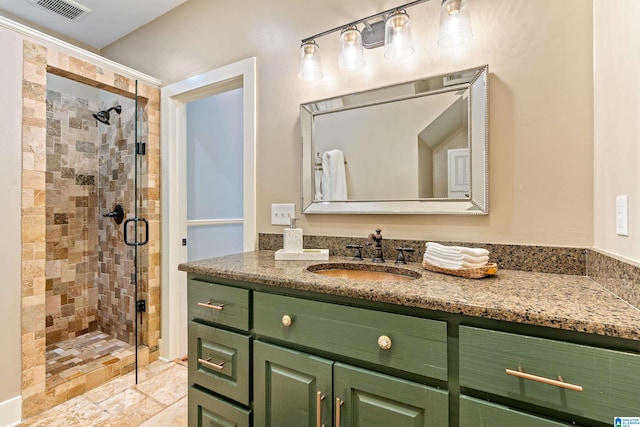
[123,218,149,246]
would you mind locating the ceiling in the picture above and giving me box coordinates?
[0,0,188,49]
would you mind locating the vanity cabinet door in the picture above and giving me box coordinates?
[459,396,572,427]
[254,341,333,427]
[333,363,448,427]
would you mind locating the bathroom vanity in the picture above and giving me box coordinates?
[180,251,640,427]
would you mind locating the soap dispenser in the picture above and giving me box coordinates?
[283,218,303,253]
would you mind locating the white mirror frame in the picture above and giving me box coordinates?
[301,65,488,215]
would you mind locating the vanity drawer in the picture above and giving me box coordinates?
[188,386,251,427]
[188,321,250,405]
[459,395,571,427]
[188,279,249,331]
[254,292,448,380]
[459,326,640,424]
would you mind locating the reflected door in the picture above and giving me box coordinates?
[186,88,244,261]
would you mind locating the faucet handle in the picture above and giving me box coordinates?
[346,244,364,261]
[395,247,415,264]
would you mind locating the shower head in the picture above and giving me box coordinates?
[93,105,122,125]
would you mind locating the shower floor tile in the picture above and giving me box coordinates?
[46,331,133,381]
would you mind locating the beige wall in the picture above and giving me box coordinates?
[0,24,24,421]
[593,0,640,264]
[103,0,594,246]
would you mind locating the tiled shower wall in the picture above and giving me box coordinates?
[45,88,100,346]
[44,86,145,347]
[96,94,139,345]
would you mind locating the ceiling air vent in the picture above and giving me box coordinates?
[27,0,91,21]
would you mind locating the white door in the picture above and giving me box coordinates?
[186,89,244,261]
[160,58,256,361]
[448,148,470,198]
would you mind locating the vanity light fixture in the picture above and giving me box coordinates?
[339,25,365,71]
[384,9,414,59]
[438,0,473,48]
[298,0,473,81]
[298,40,323,81]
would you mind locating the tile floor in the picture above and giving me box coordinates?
[20,359,188,427]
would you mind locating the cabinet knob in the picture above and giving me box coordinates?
[377,335,392,350]
[282,314,293,327]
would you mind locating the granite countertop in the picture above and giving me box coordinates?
[179,250,640,341]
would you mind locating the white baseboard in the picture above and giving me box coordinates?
[0,395,21,427]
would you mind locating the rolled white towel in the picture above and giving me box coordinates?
[425,246,489,264]
[424,253,489,269]
[426,242,489,258]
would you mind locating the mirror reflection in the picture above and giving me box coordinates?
[301,65,488,215]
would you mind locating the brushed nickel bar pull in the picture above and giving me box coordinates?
[335,397,344,427]
[199,357,225,370]
[197,301,224,311]
[506,368,583,392]
[316,391,325,427]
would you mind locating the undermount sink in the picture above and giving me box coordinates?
[307,263,421,282]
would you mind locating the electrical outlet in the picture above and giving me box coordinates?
[616,195,629,236]
[271,204,296,225]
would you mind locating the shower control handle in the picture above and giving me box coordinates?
[102,204,124,225]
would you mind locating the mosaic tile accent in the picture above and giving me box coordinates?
[587,249,640,310]
[22,40,161,418]
[259,233,587,275]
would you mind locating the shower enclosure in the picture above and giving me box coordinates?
[44,73,150,391]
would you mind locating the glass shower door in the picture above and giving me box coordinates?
[130,80,150,383]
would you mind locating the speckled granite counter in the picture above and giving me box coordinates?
[179,250,640,342]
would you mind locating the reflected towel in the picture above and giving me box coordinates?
[321,149,347,201]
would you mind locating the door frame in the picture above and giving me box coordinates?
[160,57,257,360]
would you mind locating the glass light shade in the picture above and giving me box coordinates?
[438,0,473,48]
[338,26,365,71]
[298,40,323,81]
[384,9,414,60]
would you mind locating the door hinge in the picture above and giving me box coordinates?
[136,299,146,313]
[136,142,146,155]
[182,238,187,246]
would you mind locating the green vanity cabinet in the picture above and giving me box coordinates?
[254,340,449,427]
[186,272,640,427]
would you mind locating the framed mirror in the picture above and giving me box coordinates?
[301,64,488,215]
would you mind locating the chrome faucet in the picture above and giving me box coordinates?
[367,228,384,263]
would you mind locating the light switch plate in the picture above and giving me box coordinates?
[271,204,295,225]
[616,195,629,236]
